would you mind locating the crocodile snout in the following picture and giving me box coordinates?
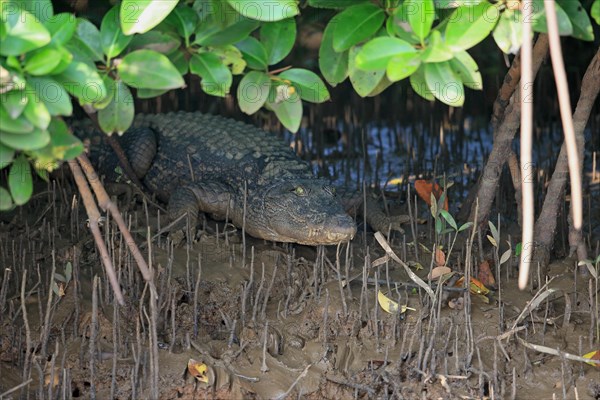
[324,214,356,243]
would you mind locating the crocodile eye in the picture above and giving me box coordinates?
[293,186,306,196]
[323,186,336,196]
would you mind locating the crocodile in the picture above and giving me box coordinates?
[76,112,407,245]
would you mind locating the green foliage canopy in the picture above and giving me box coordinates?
[0,0,597,208]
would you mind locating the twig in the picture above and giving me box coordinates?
[518,0,534,290]
[20,269,32,394]
[77,154,152,282]
[510,278,557,331]
[543,1,582,230]
[68,160,125,305]
[374,232,435,300]
[275,363,312,400]
[0,379,33,398]
[517,336,600,365]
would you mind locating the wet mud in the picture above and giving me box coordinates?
[0,195,598,399]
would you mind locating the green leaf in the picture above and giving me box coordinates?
[1,2,51,56]
[531,0,573,36]
[44,13,77,45]
[226,0,299,22]
[6,0,54,22]
[189,53,233,97]
[27,77,73,116]
[54,61,107,105]
[211,46,246,75]
[167,5,198,40]
[118,49,185,90]
[420,30,453,63]
[493,9,523,54]
[279,68,330,103]
[0,143,15,168]
[458,221,473,232]
[592,0,600,25]
[332,4,385,52]
[445,2,500,51]
[235,37,268,70]
[128,31,181,54]
[46,46,73,74]
[449,50,482,90]
[435,216,443,234]
[170,49,189,75]
[73,18,104,62]
[405,0,435,42]
[136,88,169,98]
[356,37,416,71]
[0,128,50,150]
[348,46,386,97]
[319,14,349,86]
[238,71,271,114]
[194,17,260,47]
[424,62,464,106]
[435,0,482,8]
[120,0,178,35]
[387,13,420,45]
[410,66,434,100]
[556,0,594,41]
[101,6,133,59]
[47,118,83,160]
[1,90,28,119]
[98,80,134,135]
[439,209,457,230]
[0,186,13,210]
[488,220,499,243]
[0,105,34,133]
[24,47,62,75]
[515,242,522,256]
[266,85,302,132]
[260,18,297,65]
[307,0,369,8]
[8,155,33,205]
[23,84,51,130]
[386,52,421,82]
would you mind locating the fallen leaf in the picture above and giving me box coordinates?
[388,177,404,186]
[583,350,600,367]
[187,359,209,383]
[377,290,415,314]
[428,266,452,280]
[477,260,496,288]
[455,276,490,296]
[435,247,446,267]
[415,179,449,211]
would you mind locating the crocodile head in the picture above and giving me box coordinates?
[244,179,356,245]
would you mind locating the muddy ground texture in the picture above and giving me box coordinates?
[0,178,599,400]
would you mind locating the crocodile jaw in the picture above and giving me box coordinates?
[251,179,357,245]
[299,215,357,245]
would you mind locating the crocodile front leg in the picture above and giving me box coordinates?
[363,196,410,234]
[167,182,233,242]
[340,191,410,234]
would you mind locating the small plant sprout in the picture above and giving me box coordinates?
[52,261,73,298]
[429,183,472,268]
[487,221,513,269]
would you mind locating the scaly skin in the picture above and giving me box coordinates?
[77,112,357,245]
